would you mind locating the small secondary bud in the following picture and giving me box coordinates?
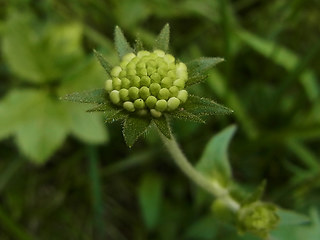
[119,89,129,101]
[111,66,122,77]
[150,109,162,118]
[158,88,170,100]
[140,76,151,87]
[121,77,131,89]
[112,77,122,90]
[150,83,161,96]
[146,96,157,108]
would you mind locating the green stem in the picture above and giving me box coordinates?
[160,133,240,212]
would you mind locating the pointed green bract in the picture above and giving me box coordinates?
[105,109,128,123]
[183,95,233,115]
[187,57,224,78]
[152,116,171,139]
[196,125,236,185]
[86,102,114,112]
[114,26,134,58]
[243,180,267,205]
[154,23,170,52]
[61,88,107,104]
[134,37,144,52]
[93,49,113,76]
[170,109,205,123]
[186,74,208,86]
[123,116,151,147]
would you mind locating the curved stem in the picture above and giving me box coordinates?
[160,133,240,212]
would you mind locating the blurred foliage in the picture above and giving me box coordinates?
[0,0,319,239]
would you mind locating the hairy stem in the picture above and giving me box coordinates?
[160,133,240,212]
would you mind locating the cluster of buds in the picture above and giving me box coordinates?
[105,50,188,118]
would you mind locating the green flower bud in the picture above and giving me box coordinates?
[128,87,139,100]
[167,97,180,111]
[110,90,120,104]
[155,99,167,112]
[146,96,157,108]
[119,89,129,101]
[105,79,113,92]
[106,50,190,117]
[150,83,161,96]
[158,88,170,100]
[154,50,165,57]
[150,73,161,83]
[122,53,136,62]
[111,66,122,77]
[134,99,145,109]
[130,75,140,87]
[140,76,151,86]
[161,77,172,88]
[150,109,162,118]
[137,50,150,58]
[173,79,185,89]
[169,86,179,97]
[123,101,135,112]
[237,202,279,238]
[119,70,127,78]
[112,77,122,90]
[121,77,131,89]
[177,90,188,103]
[139,86,150,100]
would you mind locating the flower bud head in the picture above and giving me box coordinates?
[106,50,189,117]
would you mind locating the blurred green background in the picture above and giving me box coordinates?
[0,0,320,239]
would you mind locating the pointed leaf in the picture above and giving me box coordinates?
[123,116,151,147]
[187,57,224,79]
[93,49,113,76]
[86,101,114,112]
[138,174,164,230]
[114,26,133,58]
[105,109,128,123]
[60,88,107,104]
[186,74,208,86]
[154,23,170,52]
[243,180,267,205]
[196,125,237,184]
[277,209,310,227]
[169,109,205,123]
[152,116,171,139]
[183,95,233,115]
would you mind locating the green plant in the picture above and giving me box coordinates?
[61,24,286,239]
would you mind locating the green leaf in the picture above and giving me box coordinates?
[105,109,128,123]
[277,209,310,227]
[60,89,107,104]
[114,26,134,59]
[66,104,108,144]
[169,109,205,123]
[0,89,41,140]
[186,57,224,80]
[186,74,208,86]
[138,174,163,230]
[152,116,171,139]
[196,125,236,184]
[15,95,69,163]
[243,180,267,205]
[154,23,170,52]
[86,102,114,112]
[93,49,113,76]
[123,116,151,147]
[183,95,233,115]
